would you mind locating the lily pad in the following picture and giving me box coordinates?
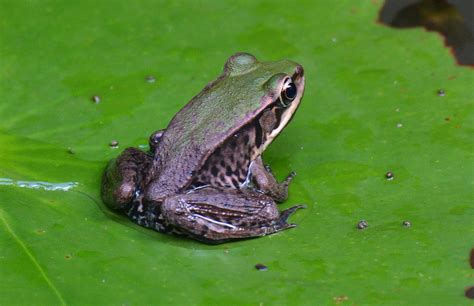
[1,1,472,305]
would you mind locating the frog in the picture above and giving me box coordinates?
[101,52,305,243]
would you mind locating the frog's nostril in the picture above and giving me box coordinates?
[292,66,304,83]
[294,65,304,77]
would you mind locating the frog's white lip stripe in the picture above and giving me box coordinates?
[261,70,305,152]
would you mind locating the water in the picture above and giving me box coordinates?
[0,178,78,191]
[379,0,474,66]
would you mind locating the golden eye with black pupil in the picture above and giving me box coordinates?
[279,78,297,107]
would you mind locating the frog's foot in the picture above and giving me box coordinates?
[273,204,306,228]
[161,187,303,244]
[250,156,295,202]
[122,199,171,233]
[101,147,153,210]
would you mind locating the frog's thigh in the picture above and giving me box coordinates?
[161,188,295,243]
[101,147,152,210]
[250,156,295,202]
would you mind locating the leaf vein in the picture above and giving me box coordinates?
[0,208,67,305]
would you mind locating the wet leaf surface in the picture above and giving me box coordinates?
[1,1,473,305]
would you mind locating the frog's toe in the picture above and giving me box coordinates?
[268,221,296,233]
[283,171,296,184]
[278,204,305,223]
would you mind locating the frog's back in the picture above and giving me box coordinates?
[144,53,302,201]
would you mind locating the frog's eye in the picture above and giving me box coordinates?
[280,78,297,107]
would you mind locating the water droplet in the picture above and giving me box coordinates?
[437,89,445,97]
[331,37,338,43]
[357,220,368,230]
[67,147,75,154]
[145,75,156,83]
[396,123,403,128]
[91,95,101,103]
[109,140,119,148]
[385,171,394,180]
[402,220,411,227]
[255,263,268,271]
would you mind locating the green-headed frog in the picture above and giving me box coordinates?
[101,52,305,243]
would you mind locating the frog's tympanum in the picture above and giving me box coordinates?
[101,53,305,243]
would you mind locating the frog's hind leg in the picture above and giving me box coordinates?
[250,156,295,202]
[101,147,153,210]
[161,187,304,243]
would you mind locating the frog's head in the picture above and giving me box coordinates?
[223,52,305,153]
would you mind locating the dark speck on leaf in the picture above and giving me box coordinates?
[91,95,101,103]
[64,254,72,260]
[465,286,474,299]
[357,220,368,230]
[402,220,411,227]
[470,248,474,269]
[255,263,268,271]
[67,147,75,154]
[437,89,446,97]
[385,171,394,180]
[145,75,156,83]
[109,140,119,148]
[333,296,349,303]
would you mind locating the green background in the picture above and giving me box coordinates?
[1,1,472,305]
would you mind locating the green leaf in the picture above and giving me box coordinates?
[1,1,472,305]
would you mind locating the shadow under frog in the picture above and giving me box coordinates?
[101,52,306,244]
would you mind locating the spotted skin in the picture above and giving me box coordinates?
[193,121,265,188]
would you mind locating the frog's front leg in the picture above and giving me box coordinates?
[250,156,295,202]
[101,147,153,210]
[161,187,304,243]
